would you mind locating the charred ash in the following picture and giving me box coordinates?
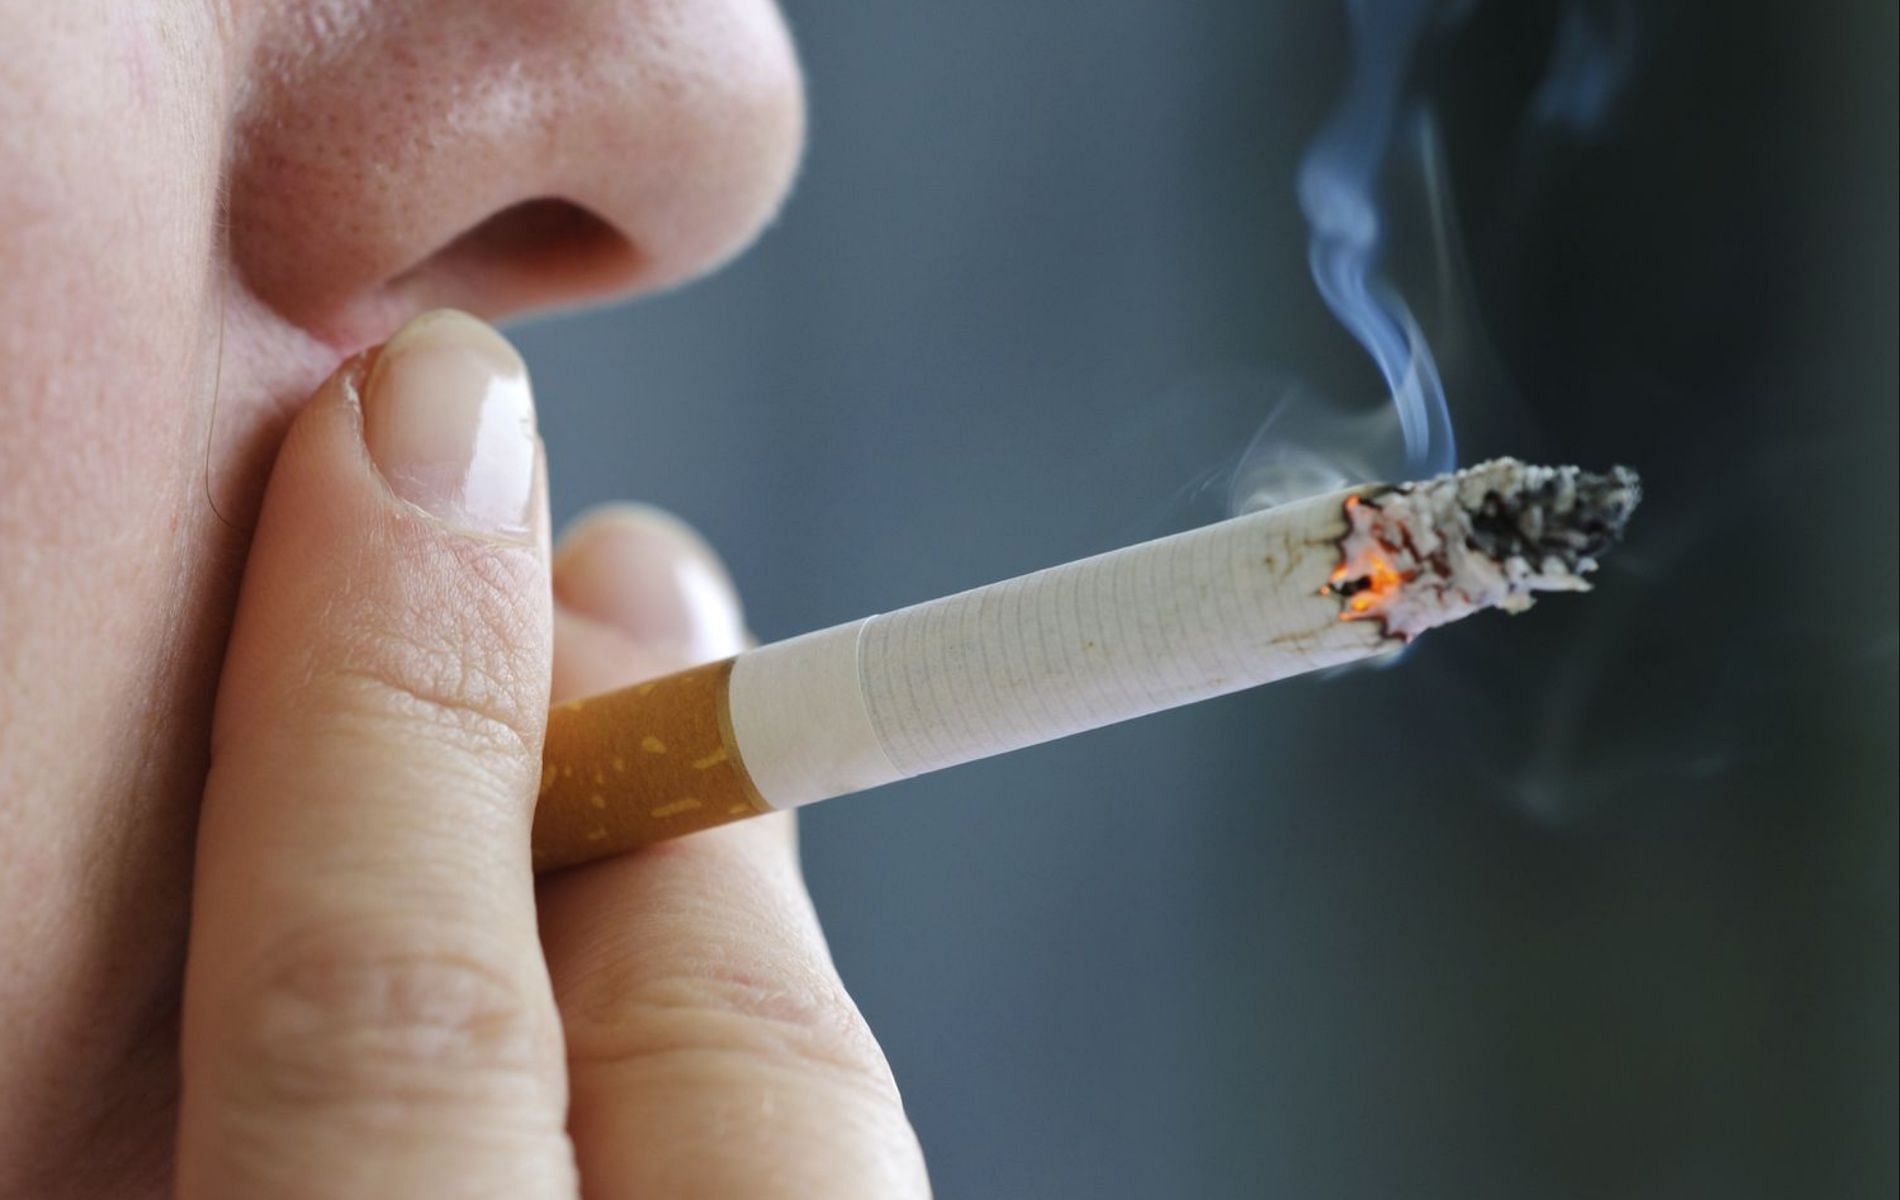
[1464,463,1642,577]
[1328,459,1642,640]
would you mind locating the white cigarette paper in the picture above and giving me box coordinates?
[727,457,1640,809]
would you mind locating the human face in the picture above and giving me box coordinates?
[0,2,801,1188]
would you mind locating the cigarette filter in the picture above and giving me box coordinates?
[533,458,1639,870]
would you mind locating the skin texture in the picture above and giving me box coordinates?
[0,3,929,1196]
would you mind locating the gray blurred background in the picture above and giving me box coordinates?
[515,2,1898,1196]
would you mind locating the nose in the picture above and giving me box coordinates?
[225,0,804,345]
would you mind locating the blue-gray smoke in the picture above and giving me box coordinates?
[1234,0,1641,518]
[1296,0,1455,475]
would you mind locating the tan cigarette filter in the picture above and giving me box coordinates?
[534,658,766,871]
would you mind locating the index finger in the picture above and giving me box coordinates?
[178,314,576,1198]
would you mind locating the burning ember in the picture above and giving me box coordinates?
[1325,495,1411,617]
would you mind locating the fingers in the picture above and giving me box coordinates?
[179,312,575,1199]
[540,508,931,1199]
[550,505,746,703]
[553,504,747,681]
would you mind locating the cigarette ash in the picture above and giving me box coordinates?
[1324,458,1641,640]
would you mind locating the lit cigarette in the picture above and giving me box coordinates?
[533,458,1639,870]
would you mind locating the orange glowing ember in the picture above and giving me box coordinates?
[1324,542,1408,621]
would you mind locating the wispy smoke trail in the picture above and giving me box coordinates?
[1230,0,1642,518]
[1297,0,1455,475]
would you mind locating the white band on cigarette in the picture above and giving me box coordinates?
[727,620,901,808]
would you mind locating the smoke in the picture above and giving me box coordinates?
[1232,0,1641,518]
[1295,0,1455,477]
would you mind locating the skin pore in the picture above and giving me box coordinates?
[1,3,926,1195]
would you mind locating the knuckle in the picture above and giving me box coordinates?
[309,543,548,765]
[327,643,536,766]
[561,955,901,1103]
[219,917,561,1116]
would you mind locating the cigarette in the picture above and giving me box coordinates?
[533,458,1639,870]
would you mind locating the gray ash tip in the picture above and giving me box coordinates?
[1462,462,1641,570]
[1336,458,1640,638]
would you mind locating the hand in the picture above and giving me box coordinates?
[176,311,929,1197]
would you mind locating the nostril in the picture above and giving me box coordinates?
[393,198,645,319]
[449,198,630,269]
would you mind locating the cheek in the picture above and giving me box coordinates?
[0,3,226,561]
[0,4,228,740]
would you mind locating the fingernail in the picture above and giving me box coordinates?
[553,506,746,659]
[361,310,537,537]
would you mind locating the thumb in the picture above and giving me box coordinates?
[178,311,575,1197]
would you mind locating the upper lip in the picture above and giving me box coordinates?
[254,294,449,413]
[206,293,433,521]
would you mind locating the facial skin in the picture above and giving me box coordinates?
[0,3,924,1196]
